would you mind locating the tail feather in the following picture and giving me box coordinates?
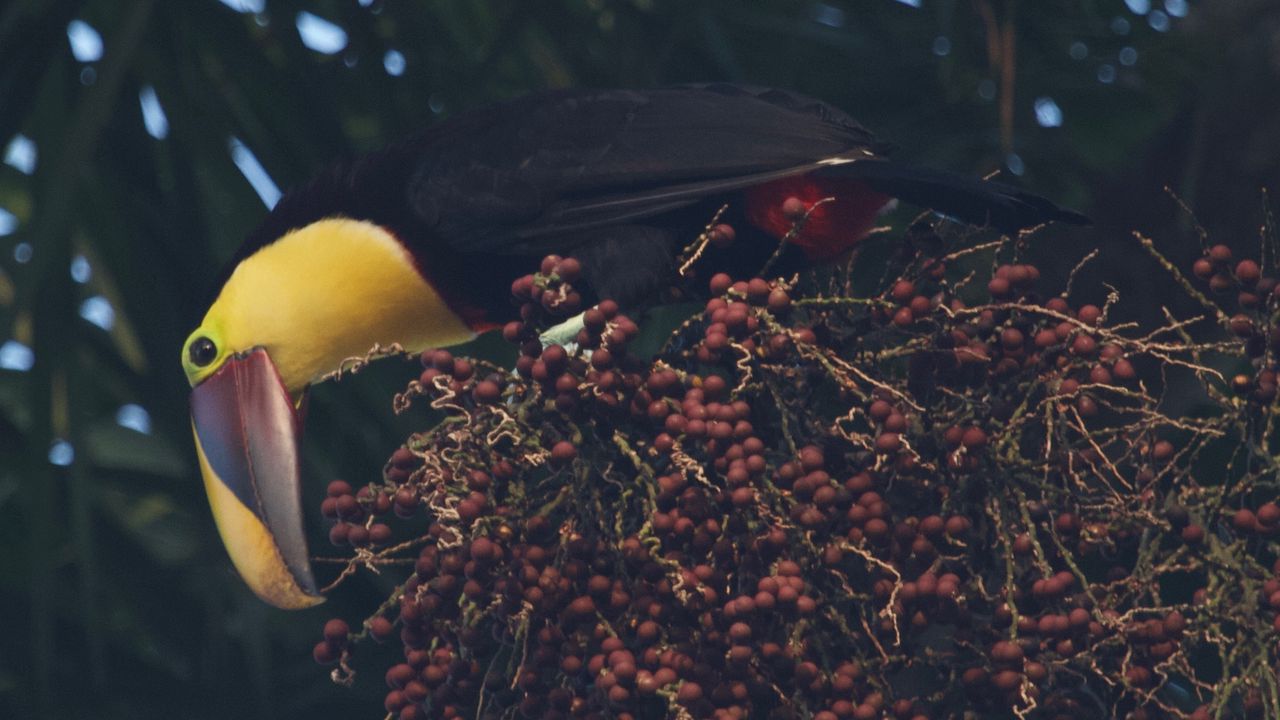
[820,159,1090,232]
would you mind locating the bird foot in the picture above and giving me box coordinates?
[539,312,586,354]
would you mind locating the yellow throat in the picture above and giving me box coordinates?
[183,218,475,391]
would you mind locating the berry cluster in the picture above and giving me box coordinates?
[510,255,585,319]
[321,479,393,547]
[1192,243,1280,404]
[307,211,1280,719]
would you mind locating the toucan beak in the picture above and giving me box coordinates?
[190,347,323,609]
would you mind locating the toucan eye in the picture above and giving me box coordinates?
[189,337,218,367]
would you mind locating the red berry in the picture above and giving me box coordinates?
[328,522,350,545]
[710,223,736,248]
[1071,334,1097,356]
[1258,502,1280,526]
[875,432,902,453]
[557,257,582,282]
[369,616,394,642]
[945,515,971,537]
[583,307,607,331]
[510,275,535,299]
[961,426,988,449]
[992,640,1023,663]
[386,664,415,689]
[384,691,407,714]
[472,379,501,403]
[1192,257,1214,280]
[1234,508,1257,532]
[767,288,791,312]
[550,441,578,466]
[993,670,1022,691]
[1237,259,1261,284]
[313,641,339,665]
[470,537,498,563]
[347,525,370,546]
[892,307,915,327]
[1113,358,1136,380]
[569,596,596,617]
[709,273,733,295]
[782,197,807,220]
[1181,524,1205,544]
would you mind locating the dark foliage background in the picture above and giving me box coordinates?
[0,0,1276,718]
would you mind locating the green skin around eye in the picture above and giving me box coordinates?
[182,327,228,387]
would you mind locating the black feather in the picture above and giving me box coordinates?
[221,85,1087,314]
[819,160,1090,233]
[407,86,888,253]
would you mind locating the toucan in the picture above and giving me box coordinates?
[181,84,1086,609]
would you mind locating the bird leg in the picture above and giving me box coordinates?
[539,312,586,351]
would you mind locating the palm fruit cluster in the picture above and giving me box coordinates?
[310,208,1280,719]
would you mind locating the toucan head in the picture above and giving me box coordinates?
[184,217,475,609]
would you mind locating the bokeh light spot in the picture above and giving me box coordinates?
[0,340,34,371]
[296,12,348,55]
[1034,97,1063,128]
[66,20,103,62]
[5,135,36,175]
[139,85,169,139]
[80,296,115,331]
[70,254,91,283]
[218,0,265,13]
[1005,153,1025,176]
[228,137,282,208]
[116,404,153,435]
[48,439,75,467]
[384,49,406,76]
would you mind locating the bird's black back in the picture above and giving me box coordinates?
[217,85,1083,315]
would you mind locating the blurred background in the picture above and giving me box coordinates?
[1,0,1277,717]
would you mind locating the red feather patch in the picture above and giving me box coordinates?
[745,175,891,260]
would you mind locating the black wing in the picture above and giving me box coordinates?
[820,160,1091,231]
[405,85,889,254]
